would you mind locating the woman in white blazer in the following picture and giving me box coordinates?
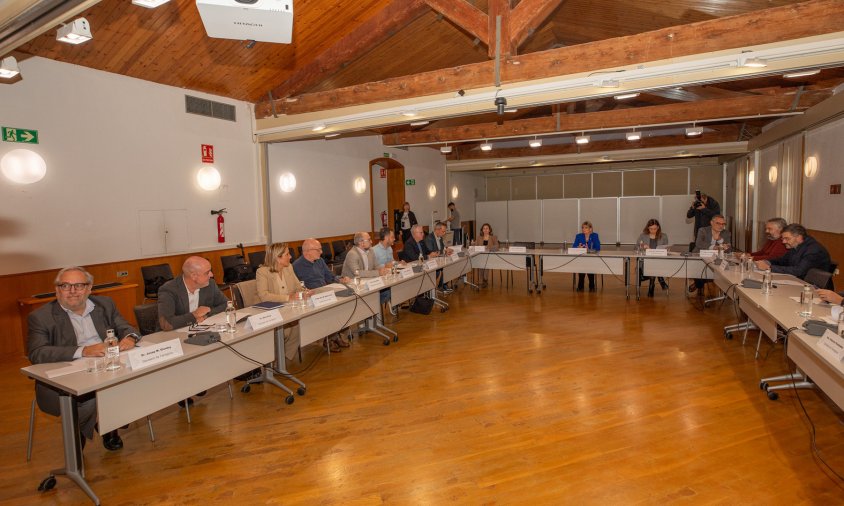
[255,243,307,358]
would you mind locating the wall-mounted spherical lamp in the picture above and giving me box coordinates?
[451,186,459,199]
[353,176,366,194]
[428,184,437,198]
[1,149,47,184]
[279,172,297,193]
[768,165,777,184]
[196,166,221,191]
[804,156,818,178]
[748,169,755,186]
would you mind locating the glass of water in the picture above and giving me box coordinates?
[838,312,844,338]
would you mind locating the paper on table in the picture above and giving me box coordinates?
[788,296,828,305]
[44,361,87,378]
[774,279,806,286]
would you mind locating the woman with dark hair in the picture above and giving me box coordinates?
[475,223,498,288]
[636,218,669,297]
[397,202,418,243]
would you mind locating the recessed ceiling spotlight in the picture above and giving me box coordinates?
[614,92,640,100]
[0,56,20,78]
[440,144,452,154]
[741,57,767,68]
[529,137,542,148]
[600,155,612,161]
[599,79,620,88]
[400,110,418,117]
[575,135,590,145]
[626,131,641,141]
[783,69,820,79]
[685,126,703,137]
[676,149,690,156]
[324,133,340,138]
[480,141,493,151]
[56,18,92,44]
[530,160,540,166]
[131,0,170,7]
[410,120,429,127]
[494,163,505,169]
[312,123,326,132]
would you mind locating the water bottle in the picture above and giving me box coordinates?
[838,312,844,338]
[418,252,424,265]
[225,300,237,333]
[298,281,307,308]
[354,269,361,291]
[104,329,121,371]
[761,269,772,294]
[799,285,813,317]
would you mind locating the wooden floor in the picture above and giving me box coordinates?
[2,274,843,505]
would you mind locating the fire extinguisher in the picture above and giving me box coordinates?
[211,208,227,243]
[381,210,388,227]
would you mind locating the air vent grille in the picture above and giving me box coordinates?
[185,95,236,122]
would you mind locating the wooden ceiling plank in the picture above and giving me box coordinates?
[267,0,428,101]
[510,0,565,50]
[261,0,844,118]
[488,0,512,58]
[383,90,830,144]
[424,0,490,47]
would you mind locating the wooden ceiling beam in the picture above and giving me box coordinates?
[266,0,428,102]
[256,0,844,118]
[488,0,513,58]
[447,128,743,161]
[382,90,830,145]
[510,0,565,50]
[424,0,490,47]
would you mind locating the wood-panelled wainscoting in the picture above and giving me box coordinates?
[809,229,844,288]
[0,235,355,358]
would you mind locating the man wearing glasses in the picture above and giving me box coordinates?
[690,215,732,294]
[158,256,227,331]
[341,231,389,279]
[27,266,140,451]
[755,223,831,281]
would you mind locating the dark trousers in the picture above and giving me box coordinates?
[452,229,463,245]
[401,229,411,243]
[577,273,595,289]
[36,381,98,440]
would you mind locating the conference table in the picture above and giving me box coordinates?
[21,254,473,505]
[536,250,631,297]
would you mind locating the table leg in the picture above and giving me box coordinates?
[45,394,100,505]
[624,257,629,299]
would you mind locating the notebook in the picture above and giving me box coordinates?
[252,301,283,310]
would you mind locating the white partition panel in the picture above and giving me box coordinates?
[476,201,509,242]
[541,199,580,243]
[661,194,696,248]
[580,198,619,244]
[508,200,541,242]
[619,197,660,243]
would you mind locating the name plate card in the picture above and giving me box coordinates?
[819,329,844,362]
[567,247,587,255]
[450,253,461,262]
[451,245,463,253]
[645,248,668,256]
[365,277,386,290]
[699,249,717,257]
[127,338,184,371]
[310,291,338,308]
[399,267,415,279]
[246,310,283,331]
[424,259,439,270]
[469,245,486,252]
[508,246,527,253]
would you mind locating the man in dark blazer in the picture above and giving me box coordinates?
[157,256,227,331]
[401,224,432,262]
[28,266,139,451]
[755,223,831,281]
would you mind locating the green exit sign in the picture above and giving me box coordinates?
[405,179,416,186]
[2,126,38,144]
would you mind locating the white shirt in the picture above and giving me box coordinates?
[61,298,101,359]
[401,212,410,230]
[185,278,200,312]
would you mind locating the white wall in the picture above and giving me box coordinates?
[267,137,445,241]
[0,57,261,275]
[447,172,486,223]
[804,116,844,233]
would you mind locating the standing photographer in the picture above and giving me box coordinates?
[686,191,720,241]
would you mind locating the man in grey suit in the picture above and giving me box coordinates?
[28,266,139,451]
[157,256,227,331]
[341,231,389,279]
[691,214,732,294]
[157,256,227,406]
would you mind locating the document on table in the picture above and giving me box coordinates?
[788,296,830,305]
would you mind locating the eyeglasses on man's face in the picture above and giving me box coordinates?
[56,282,91,292]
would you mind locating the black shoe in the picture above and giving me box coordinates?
[177,397,195,408]
[576,285,584,292]
[659,279,669,290]
[102,430,123,451]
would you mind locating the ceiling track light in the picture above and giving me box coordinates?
[529,137,542,148]
[440,144,452,154]
[783,69,820,79]
[410,120,429,127]
[324,133,340,138]
[56,18,92,44]
[480,141,493,151]
[626,131,641,141]
[131,0,171,7]
[614,92,639,100]
[575,134,590,145]
[311,123,326,132]
[741,56,767,68]
[685,126,703,137]
[0,56,20,78]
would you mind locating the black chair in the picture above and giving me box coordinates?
[332,240,349,263]
[133,303,160,336]
[248,251,266,271]
[321,243,333,263]
[140,264,174,302]
[221,254,254,283]
[805,268,833,290]
[297,246,304,259]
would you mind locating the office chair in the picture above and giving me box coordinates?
[248,251,266,271]
[140,263,174,302]
[221,254,253,283]
[321,243,333,264]
[331,240,348,263]
[804,268,832,290]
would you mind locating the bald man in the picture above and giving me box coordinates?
[292,238,350,289]
[158,256,228,331]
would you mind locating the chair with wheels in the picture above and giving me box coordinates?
[140,263,174,302]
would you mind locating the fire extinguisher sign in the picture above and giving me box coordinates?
[201,144,214,163]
